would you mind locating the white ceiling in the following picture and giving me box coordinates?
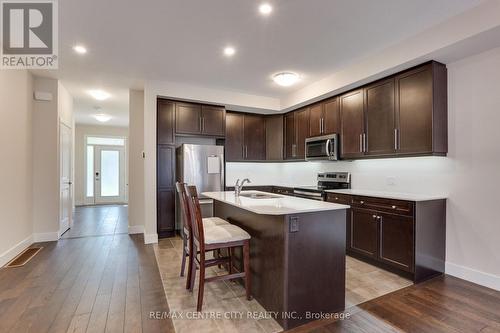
[46,0,482,126]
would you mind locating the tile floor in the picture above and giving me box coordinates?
[154,237,412,333]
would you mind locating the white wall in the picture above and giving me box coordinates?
[128,90,145,234]
[0,70,33,267]
[74,124,129,205]
[227,47,500,290]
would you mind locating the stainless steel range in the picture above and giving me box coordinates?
[293,172,351,201]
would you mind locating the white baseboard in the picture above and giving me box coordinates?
[33,232,59,243]
[0,235,33,267]
[446,262,500,291]
[128,225,144,235]
[144,233,158,244]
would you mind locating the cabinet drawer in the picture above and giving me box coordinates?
[326,193,351,205]
[351,196,413,216]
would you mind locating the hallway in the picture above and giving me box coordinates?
[61,205,128,239]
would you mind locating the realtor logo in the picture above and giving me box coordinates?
[1,0,58,69]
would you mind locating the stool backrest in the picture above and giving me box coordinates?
[184,185,205,249]
[175,182,192,234]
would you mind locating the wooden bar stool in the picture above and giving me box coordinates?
[175,182,229,289]
[184,184,252,311]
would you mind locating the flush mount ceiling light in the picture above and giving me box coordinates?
[272,72,300,87]
[259,3,273,15]
[88,89,111,101]
[223,46,236,57]
[93,113,112,122]
[73,45,87,54]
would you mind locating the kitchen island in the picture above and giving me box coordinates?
[202,191,350,330]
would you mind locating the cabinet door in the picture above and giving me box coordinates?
[365,79,396,156]
[323,98,340,135]
[266,115,283,161]
[340,89,365,159]
[157,145,175,188]
[244,114,266,160]
[309,103,323,137]
[201,105,225,136]
[284,113,296,159]
[157,189,175,236]
[175,102,201,135]
[225,113,244,161]
[396,65,433,154]
[378,213,414,272]
[157,100,175,145]
[295,108,310,159]
[349,208,378,258]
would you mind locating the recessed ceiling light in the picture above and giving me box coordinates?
[73,45,87,54]
[272,72,300,87]
[93,114,112,122]
[259,3,273,15]
[88,89,111,101]
[223,46,236,57]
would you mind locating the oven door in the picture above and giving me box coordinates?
[305,135,338,161]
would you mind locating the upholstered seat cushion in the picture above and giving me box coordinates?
[204,224,251,244]
[202,217,229,227]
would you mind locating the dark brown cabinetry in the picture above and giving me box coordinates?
[326,193,446,282]
[265,115,284,161]
[157,100,175,145]
[157,144,176,237]
[340,89,365,159]
[309,98,340,137]
[175,102,225,137]
[284,112,296,159]
[225,112,266,161]
[284,108,309,160]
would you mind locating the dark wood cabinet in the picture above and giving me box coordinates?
[225,113,245,161]
[340,89,365,159]
[309,103,323,137]
[225,112,266,161]
[378,212,414,272]
[266,115,283,161]
[284,112,296,159]
[201,105,225,136]
[365,78,396,156]
[157,189,175,237]
[175,102,225,137]
[395,62,447,156]
[157,100,175,145]
[175,102,201,135]
[350,208,378,259]
[157,145,175,188]
[295,108,310,159]
[244,114,266,160]
[309,98,340,137]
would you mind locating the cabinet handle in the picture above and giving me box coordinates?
[363,133,367,152]
[242,145,245,158]
[292,144,296,157]
[202,117,205,132]
[394,129,398,150]
[359,134,363,153]
[245,146,248,158]
[319,118,322,134]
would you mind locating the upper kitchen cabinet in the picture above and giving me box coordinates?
[395,62,447,156]
[309,98,340,137]
[265,115,284,161]
[284,108,309,160]
[364,78,397,157]
[157,99,175,145]
[225,112,266,161]
[284,112,296,160]
[175,102,226,137]
[340,89,365,159]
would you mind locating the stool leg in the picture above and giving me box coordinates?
[185,238,193,290]
[180,235,187,277]
[243,240,252,300]
[229,247,234,274]
[197,251,206,312]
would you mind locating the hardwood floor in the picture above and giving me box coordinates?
[287,275,500,333]
[0,233,175,333]
[61,205,128,239]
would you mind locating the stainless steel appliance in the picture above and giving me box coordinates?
[305,134,339,161]
[176,144,224,226]
[293,172,350,201]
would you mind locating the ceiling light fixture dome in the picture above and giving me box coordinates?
[272,72,299,87]
[259,3,273,15]
[93,114,112,122]
[73,45,87,54]
[223,46,236,57]
[88,89,111,101]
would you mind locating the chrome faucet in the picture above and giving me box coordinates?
[234,178,251,196]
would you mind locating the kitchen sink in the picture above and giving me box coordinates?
[238,192,282,199]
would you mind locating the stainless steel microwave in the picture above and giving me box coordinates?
[305,134,338,161]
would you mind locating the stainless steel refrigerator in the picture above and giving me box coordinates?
[176,144,225,228]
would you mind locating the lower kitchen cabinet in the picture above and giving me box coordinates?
[157,189,175,237]
[327,193,446,283]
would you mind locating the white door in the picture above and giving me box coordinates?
[59,123,73,235]
[94,145,126,204]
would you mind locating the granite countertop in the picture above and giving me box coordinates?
[203,191,349,215]
[324,189,447,202]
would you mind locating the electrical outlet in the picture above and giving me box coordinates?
[386,177,396,186]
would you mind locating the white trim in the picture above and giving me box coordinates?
[446,262,500,292]
[33,232,60,243]
[128,225,144,235]
[144,233,158,244]
[0,236,33,267]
